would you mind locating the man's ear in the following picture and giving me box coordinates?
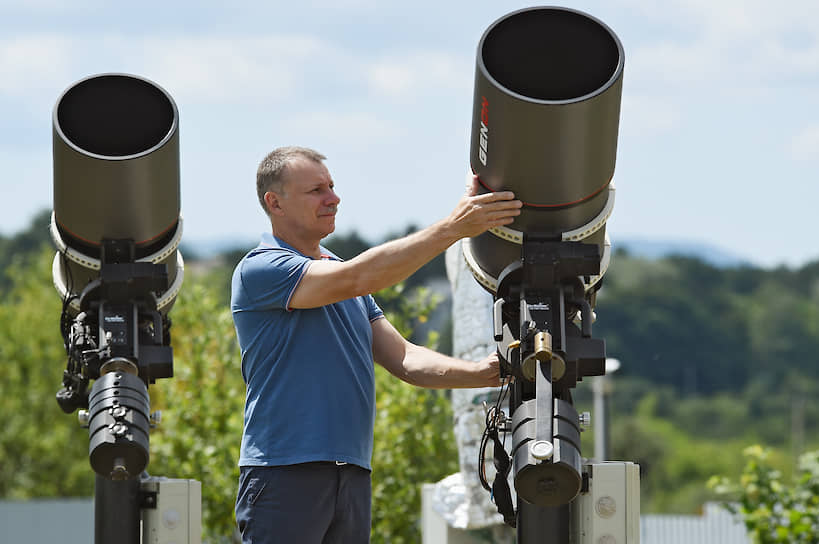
[264,191,284,216]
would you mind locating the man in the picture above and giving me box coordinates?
[231,146,521,543]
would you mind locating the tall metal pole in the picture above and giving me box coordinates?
[95,475,140,544]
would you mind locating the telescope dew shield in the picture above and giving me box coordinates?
[51,73,184,314]
[465,7,624,291]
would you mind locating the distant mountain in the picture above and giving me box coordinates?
[614,238,753,268]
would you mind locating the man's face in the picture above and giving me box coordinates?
[271,158,340,240]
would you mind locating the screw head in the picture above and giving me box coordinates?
[110,423,128,437]
[596,495,617,518]
[530,440,554,460]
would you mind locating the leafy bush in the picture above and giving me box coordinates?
[709,445,819,543]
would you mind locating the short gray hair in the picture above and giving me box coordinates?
[256,146,327,215]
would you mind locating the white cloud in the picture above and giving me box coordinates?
[368,63,416,97]
[790,124,819,161]
[0,34,74,96]
[139,35,334,104]
[623,0,819,94]
[366,51,470,99]
[634,0,819,38]
[0,31,472,110]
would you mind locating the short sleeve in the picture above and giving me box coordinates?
[364,294,384,322]
[233,249,311,311]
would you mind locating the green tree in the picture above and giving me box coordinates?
[0,209,52,294]
[604,392,745,513]
[709,445,819,543]
[370,284,458,543]
[0,247,93,498]
[149,280,244,543]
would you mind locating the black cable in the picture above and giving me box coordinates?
[478,346,513,492]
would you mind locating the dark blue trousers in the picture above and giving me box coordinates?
[235,462,372,543]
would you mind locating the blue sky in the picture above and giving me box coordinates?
[1,0,817,267]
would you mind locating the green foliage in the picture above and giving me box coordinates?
[371,368,457,543]
[708,446,819,543]
[575,376,819,514]
[0,210,52,294]
[597,254,819,395]
[149,281,243,543]
[370,283,457,543]
[0,247,94,498]
[609,393,745,513]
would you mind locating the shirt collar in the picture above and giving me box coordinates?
[259,232,338,261]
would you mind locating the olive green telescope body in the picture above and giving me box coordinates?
[50,74,183,314]
[464,6,624,292]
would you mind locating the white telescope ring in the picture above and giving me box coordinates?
[49,211,184,271]
[52,250,185,314]
[487,183,615,244]
[461,233,611,295]
[461,237,498,293]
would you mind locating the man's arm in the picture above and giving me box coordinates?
[288,177,521,309]
[370,317,500,389]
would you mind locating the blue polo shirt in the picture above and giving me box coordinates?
[231,233,383,469]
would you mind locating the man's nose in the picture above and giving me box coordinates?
[327,189,340,206]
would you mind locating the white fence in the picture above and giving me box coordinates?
[1,495,751,544]
[0,498,93,544]
[421,485,751,544]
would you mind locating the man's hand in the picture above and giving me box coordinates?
[445,175,522,239]
[475,351,502,388]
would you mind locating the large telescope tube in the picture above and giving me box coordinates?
[50,73,183,480]
[464,6,624,529]
[51,73,184,315]
[463,6,624,293]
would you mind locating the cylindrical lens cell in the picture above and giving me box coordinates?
[511,398,582,507]
[87,371,151,479]
[466,7,624,289]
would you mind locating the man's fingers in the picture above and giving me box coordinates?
[472,190,518,203]
[481,199,523,213]
[466,175,480,196]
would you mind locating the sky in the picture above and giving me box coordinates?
[0,0,817,268]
